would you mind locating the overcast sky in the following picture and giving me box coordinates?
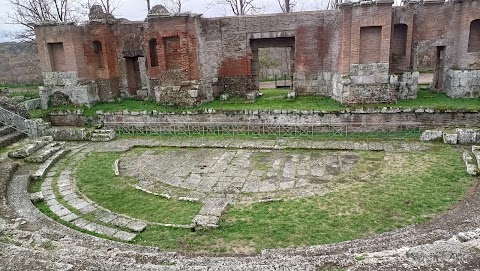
[0,0,327,42]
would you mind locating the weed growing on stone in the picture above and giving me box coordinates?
[39,240,55,251]
[27,179,43,193]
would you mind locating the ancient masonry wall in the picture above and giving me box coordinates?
[34,1,480,107]
[48,109,480,131]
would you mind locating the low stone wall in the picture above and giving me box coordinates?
[46,127,92,141]
[40,71,100,108]
[332,65,419,104]
[47,108,480,132]
[22,98,42,111]
[445,69,480,98]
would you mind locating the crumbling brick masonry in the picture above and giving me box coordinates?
[34,0,480,107]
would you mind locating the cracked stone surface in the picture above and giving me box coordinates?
[122,148,360,206]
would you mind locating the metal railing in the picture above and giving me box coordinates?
[0,106,33,135]
[104,121,425,139]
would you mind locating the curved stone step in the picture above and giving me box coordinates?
[8,137,52,159]
[40,177,136,242]
[0,125,16,137]
[0,131,26,149]
[40,167,147,236]
[26,142,65,163]
[32,149,70,181]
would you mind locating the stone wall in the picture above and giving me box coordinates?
[33,1,480,108]
[445,69,480,98]
[333,81,397,105]
[394,71,419,100]
[47,109,480,132]
[22,98,42,111]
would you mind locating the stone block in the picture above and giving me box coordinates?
[188,89,198,98]
[113,231,136,241]
[287,90,296,99]
[463,151,478,176]
[220,93,229,101]
[420,130,444,141]
[30,192,44,203]
[246,92,256,100]
[456,128,480,144]
[443,133,458,145]
[473,146,480,171]
[389,75,399,85]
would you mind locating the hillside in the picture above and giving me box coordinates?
[0,42,42,85]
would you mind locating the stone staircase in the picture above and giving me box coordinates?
[0,124,27,149]
[7,137,70,181]
[9,139,145,241]
[38,168,146,241]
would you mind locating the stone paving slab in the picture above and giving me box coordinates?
[192,215,220,228]
[61,213,78,222]
[113,231,137,242]
[122,148,365,209]
[95,224,119,236]
[198,198,230,217]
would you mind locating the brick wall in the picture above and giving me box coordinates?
[34,1,480,106]
[468,20,480,53]
[359,26,382,64]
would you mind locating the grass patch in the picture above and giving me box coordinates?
[75,152,201,225]
[8,90,40,100]
[71,143,474,253]
[116,129,423,142]
[28,179,43,193]
[34,88,480,117]
[29,109,48,119]
[0,83,39,89]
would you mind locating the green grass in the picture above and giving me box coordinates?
[70,144,474,253]
[116,129,423,142]
[8,90,40,100]
[33,89,480,118]
[28,109,47,119]
[75,152,201,225]
[0,83,39,89]
[28,179,43,193]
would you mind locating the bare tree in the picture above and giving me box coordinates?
[277,0,295,13]
[93,0,121,14]
[209,0,263,16]
[325,0,338,10]
[146,0,151,11]
[160,0,188,13]
[7,0,81,41]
